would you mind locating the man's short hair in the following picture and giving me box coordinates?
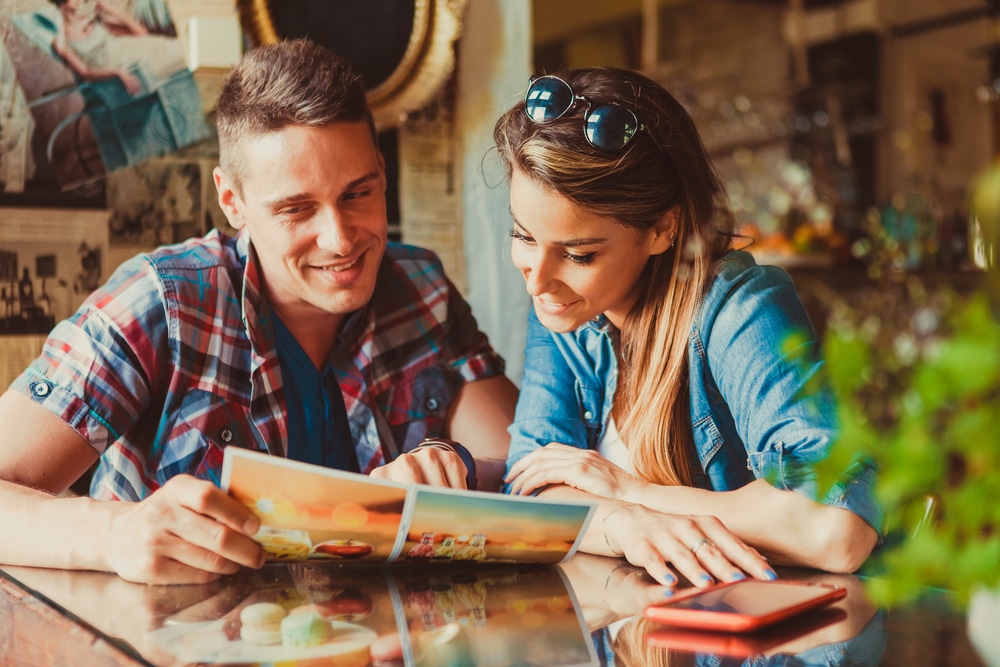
[216,38,376,193]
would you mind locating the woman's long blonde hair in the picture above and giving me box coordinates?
[494,67,734,487]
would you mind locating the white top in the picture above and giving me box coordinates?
[597,418,632,472]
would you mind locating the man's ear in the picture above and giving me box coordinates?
[649,205,681,255]
[214,166,245,231]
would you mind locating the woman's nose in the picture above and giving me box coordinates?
[522,253,558,297]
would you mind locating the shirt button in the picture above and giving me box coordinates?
[32,382,51,398]
[425,397,439,411]
[583,410,594,420]
[220,428,234,443]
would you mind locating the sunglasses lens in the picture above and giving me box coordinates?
[585,104,640,150]
[525,76,575,122]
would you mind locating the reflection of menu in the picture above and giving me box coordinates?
[146,561,597,666]
[221,448,596,565]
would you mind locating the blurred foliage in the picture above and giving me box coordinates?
[812,160,1000,607]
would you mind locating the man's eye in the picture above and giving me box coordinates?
[344,189,372,201]
[278,204,311,216]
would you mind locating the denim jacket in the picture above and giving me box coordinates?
[506,250,882,532]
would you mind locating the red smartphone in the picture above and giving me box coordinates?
[644,579,847,633]
[645,606,848,655]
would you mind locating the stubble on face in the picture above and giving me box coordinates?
[218,122,388,336]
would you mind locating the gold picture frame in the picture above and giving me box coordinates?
[236,0,468,130]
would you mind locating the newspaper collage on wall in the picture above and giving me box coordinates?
[0,0,219,351]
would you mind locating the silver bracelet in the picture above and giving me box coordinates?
[601,504,632,557]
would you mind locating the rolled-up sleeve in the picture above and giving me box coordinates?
[699,260,883,534]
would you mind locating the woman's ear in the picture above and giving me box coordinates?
[649,206,681,255]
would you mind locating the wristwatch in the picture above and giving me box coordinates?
[416,438,478,491]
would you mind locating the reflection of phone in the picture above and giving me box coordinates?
[645,606,848,655]
[644,580,847,632]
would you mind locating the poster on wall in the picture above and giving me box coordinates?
[0,0,209,207]
[103,148,234,270]
[0,206,109,336]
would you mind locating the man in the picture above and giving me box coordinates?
[0,39,517,585]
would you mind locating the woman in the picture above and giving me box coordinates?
[496,68,881,588]
[50,0,184,95]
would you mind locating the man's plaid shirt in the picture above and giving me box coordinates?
[12,230,505,501]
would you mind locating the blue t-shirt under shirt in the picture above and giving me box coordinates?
[272,314,358,472]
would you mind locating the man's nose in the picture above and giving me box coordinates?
[314,208,355,254]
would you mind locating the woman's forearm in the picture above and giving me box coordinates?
[623,478,877,571]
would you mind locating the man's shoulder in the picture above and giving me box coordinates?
[143,230,242,275]
[375,243,452,302]
[382,242,446,275]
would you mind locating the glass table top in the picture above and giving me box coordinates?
[1,554,995,666]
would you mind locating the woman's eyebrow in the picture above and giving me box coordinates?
[510,217,607,247]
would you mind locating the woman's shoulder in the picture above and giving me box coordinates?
[707,249,797,297]
[697,250,802,329]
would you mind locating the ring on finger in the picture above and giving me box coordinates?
[690,538,714,557]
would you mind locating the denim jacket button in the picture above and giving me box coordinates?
[583,410,594,420]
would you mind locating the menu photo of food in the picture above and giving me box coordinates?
[398,488,596,565]
[222,448,409,563]
[221,448,596,565]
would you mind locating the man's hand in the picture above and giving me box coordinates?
[103,475,265,585]
[370,448,469,489]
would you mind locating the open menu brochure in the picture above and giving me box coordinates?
[221,447,597,566]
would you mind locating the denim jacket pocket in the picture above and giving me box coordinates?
[575,382,603,448]
[691,414,725,471]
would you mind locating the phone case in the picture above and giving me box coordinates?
[643,580,847,633]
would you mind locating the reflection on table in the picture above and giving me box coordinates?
[0,555,992,666]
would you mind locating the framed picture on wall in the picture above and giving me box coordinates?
[0,206,109,335]
[0,0,209,206]
[236,0,468,130]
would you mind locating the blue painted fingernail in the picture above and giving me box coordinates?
[700,573,713,583]
[664,573,676,584]
[732,572,746,581]
[664,589,674,597]
[765,569,778,580]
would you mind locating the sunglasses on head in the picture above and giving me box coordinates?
[523,75,644,151]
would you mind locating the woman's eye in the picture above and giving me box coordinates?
[565,252,596,265]
[508,229,534,244]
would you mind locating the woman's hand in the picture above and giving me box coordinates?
[116,69,143,95]
[505,442,644,500]
[600,503,776,588]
